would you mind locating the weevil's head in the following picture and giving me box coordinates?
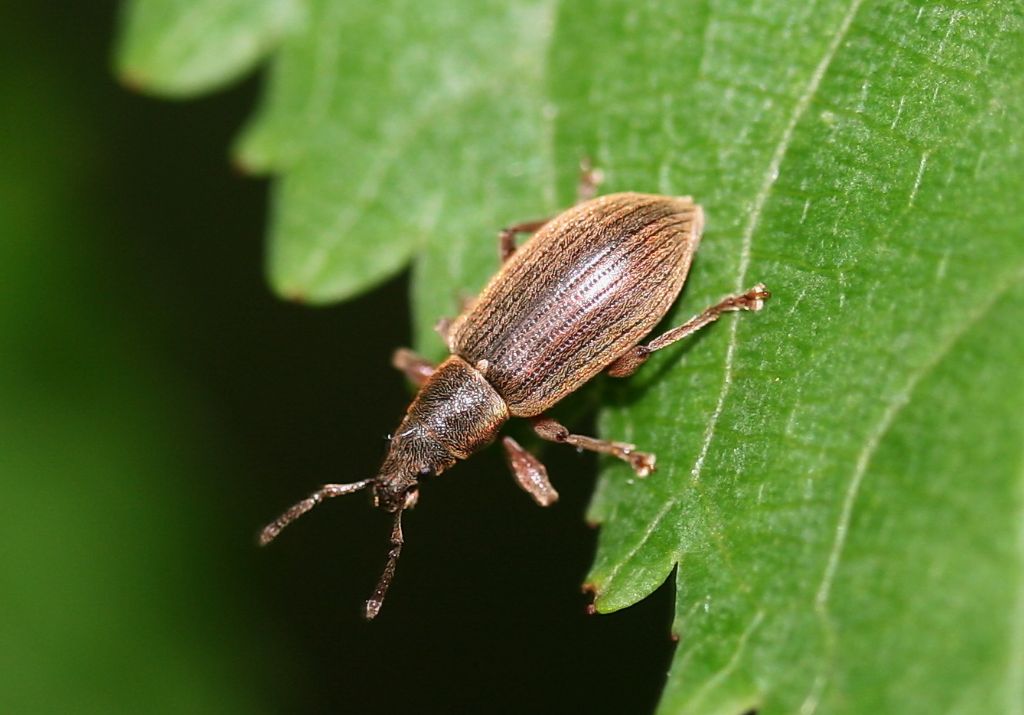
[371,422,457,513]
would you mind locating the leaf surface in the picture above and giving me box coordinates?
[556,3,1024,713]
[114,2,1024,712]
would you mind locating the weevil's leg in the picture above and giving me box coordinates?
[457,293,476,313]
[258,479,374,546]
[576,157,604,203]
[502,436,559,506]
[498,161,605,263]
[434,317,453,343]
[434,295,476,345]
[606,284,772,378]
[499,219,550,262]
[531,416,656,477]
[392,348,436,386]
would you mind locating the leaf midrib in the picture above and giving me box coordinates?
[599,0,866,599]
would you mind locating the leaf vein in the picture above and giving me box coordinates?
[1008,442,1024,715]
[802,266,1024,715]
[601,0,864,593]
[682,609,765,712]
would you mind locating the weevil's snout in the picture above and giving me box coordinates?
[372,477,420,513]
[373,422,456,512]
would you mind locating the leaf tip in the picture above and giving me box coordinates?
[115,65,148,94]
[229,153,258,178]
[230,135,273,177]
[281,288,308,305]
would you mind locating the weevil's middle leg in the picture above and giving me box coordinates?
[531,416,656,477]
[607,284,771,378]
[576,157,604,203]
[498,160,605,263]
[499,219,550,263]
[392,348,436,386]
[435,293,477,344]
[502,436,559,506]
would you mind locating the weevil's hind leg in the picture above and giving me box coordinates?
[607,284,772,378]
[497,160,605,263]
[259,479,373,546]
[502,436,559,506]
[392,348,436,386]
[531,416,656,477]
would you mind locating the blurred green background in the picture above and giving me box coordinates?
[0,4,676,713]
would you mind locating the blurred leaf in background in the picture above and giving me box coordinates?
[0,9,269,715]
[113,1,1023,714]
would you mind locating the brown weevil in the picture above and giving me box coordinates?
[260,168,770,619]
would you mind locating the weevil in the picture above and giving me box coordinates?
[260,170,770,619]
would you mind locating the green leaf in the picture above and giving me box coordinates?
[563,2,1024,714]
[5,24,268,713]
[113,0,1024,712]
[236,0,557,304]
[115,0,301,96]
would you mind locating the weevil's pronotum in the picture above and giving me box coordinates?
[260,169,770,619]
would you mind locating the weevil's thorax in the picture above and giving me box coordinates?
[373,356,509,512]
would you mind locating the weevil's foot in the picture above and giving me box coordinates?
[745,283,771,311]
[625,449,656,477]
[364,599,382,620]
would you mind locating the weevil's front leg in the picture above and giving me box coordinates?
[259,479,373,546]
[502,436,559,506]
[607,284,771,378]
[531,417,656,477]
[392,348,436,386]
[498,160,605,263]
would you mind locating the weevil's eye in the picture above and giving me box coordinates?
[403,488,420,509]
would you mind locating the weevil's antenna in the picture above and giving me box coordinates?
[364,508,405,620]
[258,479,373,547]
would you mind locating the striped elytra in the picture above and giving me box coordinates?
[449,192,703,416]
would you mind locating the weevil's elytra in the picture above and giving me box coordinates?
[450,193,702,414]
[261,179,770,620]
